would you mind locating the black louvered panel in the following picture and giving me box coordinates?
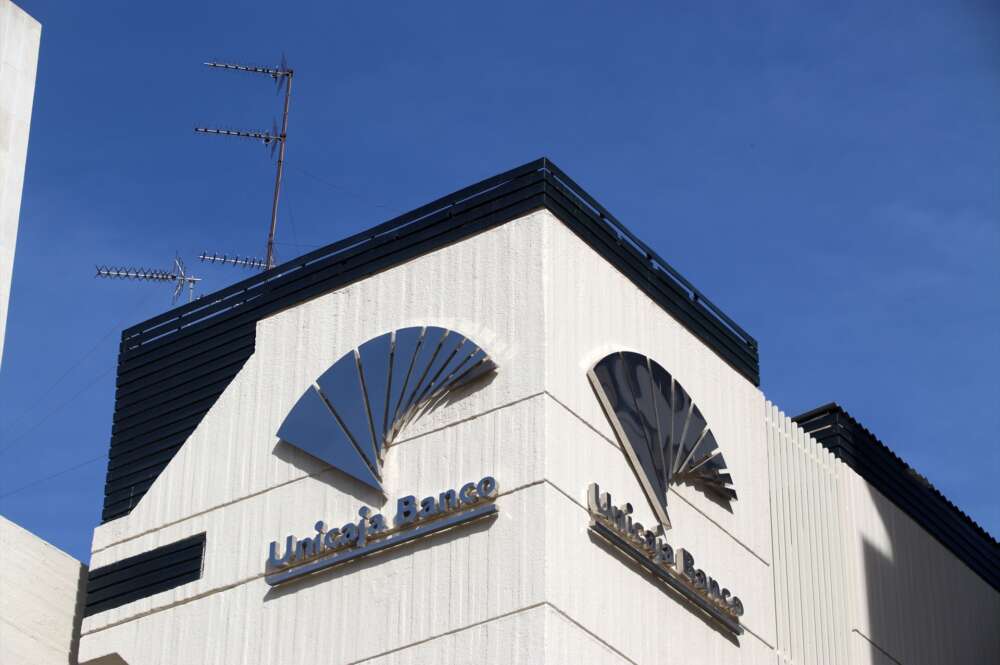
[101,159,761,523]
[84,533,206,616]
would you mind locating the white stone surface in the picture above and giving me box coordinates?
[766,401,1000,665]
[0,0,39,366]
[840,458,1000,664]
[79,208,1000,664]
[1,515,86,665]
[541,217,774,564]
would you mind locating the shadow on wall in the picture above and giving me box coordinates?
[860,531,901,664]
[860,482,998,665]
[69,562,87,665]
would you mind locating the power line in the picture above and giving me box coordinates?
[284,179,301,249]
[0,455,104,500]
[0,322,115,438]
[0,288,160,450]
[287,163,392,211]
[0,364,115,456]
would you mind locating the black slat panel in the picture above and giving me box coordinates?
[84,533,206,616]
[113,379,234,431]
[115,354,251,412]
[794,404,1000,592]
[100,158,761,522]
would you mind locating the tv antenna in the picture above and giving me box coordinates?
[195,56,293,270]
[198,252,268,270]
[95,255,201,304]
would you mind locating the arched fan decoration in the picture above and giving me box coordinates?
[588,351,736,530]
[277,326,496,493]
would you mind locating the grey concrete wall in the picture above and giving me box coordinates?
[0,0,40,367]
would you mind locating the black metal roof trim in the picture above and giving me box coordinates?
[794,403,999,592]
[99,158,758,522]
[84,533,206,616]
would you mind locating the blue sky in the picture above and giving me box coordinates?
[1,1,997,562]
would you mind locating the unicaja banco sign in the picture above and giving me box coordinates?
[587,351,744,635]
[276,326,496,493]
[266,476,499,587]
[266,326,499,587]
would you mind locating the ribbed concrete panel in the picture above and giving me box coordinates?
[841,464,1000,664]
[766,402,1000,665]
[541,217,773,564]
[80,602,643,665]
[83,396,546,633]
[542,397,776,648]
[80,484,546,665]
[92,211,549,553]
[541,605,638,664]
[766,403,851,665]
[355,605,636,665]
[541,481,774,664]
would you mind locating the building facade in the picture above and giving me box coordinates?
[76,160,998,664]
[0,0,40,366]
[1,515,85,665]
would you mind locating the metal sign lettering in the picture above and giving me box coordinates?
[587,482,744,635]
[265,476,499,587]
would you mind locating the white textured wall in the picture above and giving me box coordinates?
[79,209,999,664]
[767,403,852,665]
[766,402,1000,665]
[0,0,40,366]
[538,217,777,661]
[81,212,552,664]
[1,515,86,665]
[840,460,1000,664]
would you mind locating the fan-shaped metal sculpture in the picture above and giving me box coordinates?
[277,327,496,493]
[588,351,736,530]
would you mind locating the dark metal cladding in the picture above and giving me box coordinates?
[84,533,206,616]
[795,403,1000,592]
[101,158,759,522]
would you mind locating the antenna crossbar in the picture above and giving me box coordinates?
[204,61,292,78]
[194,127,281,144]
[199,252,268,270]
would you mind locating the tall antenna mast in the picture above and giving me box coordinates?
[195,56,294,269]
[95,255,201,304]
